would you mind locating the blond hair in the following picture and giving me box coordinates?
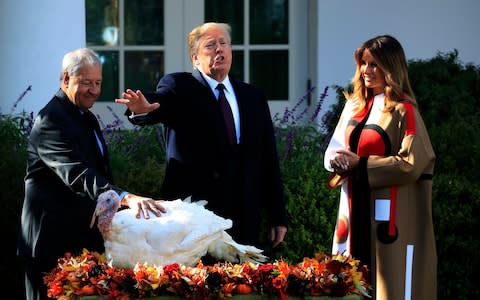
[188,22,231,67]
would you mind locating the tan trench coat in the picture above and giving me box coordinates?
[324,94,437,300]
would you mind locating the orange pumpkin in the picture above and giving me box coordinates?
[76,285,96,296]
[235,283,252,294]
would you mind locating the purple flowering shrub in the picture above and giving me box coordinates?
[259,86,341,262]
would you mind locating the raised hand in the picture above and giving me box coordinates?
[115,89,160,114]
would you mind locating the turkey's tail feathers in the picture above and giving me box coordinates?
[208,232,268,264]
[182,195,208,207]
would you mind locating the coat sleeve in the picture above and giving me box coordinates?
[324,100,355,172]
[126,74,180,127]
[323,100,356,189]
[365,102,435,188]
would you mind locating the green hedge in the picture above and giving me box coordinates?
[408,51,480,299]
[2,51,479,299]
[0,113,30,299]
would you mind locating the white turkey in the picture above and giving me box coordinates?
[90,190,267,269]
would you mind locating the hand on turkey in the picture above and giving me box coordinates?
[122,193,166,219]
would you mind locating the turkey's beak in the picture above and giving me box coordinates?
[89,210,97,229]
[89,207,105,229]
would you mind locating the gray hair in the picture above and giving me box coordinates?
[60,48,101,80]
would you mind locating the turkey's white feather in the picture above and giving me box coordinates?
[98,194,267,268]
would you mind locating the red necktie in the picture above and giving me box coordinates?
[216,83,237,145]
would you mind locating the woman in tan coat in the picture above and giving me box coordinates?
[324,35,437,299]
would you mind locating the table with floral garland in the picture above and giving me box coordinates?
[79,296,363,300]
[44,250,370,300]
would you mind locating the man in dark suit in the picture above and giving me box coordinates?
[116,22,288,248]
[17,48,165,300]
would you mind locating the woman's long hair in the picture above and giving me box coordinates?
[346,35,417,112]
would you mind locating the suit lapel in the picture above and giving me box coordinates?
[192,69,218,103]
[192,69,208,87]
[54,89,113,182]
[84,111,112,177]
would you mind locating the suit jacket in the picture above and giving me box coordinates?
[17,89,121,261]
[129,69,288,245]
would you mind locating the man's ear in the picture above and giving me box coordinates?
[191,54,199,66]
[62,72,70,87]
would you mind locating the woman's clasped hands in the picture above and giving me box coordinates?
[330,148,360,174]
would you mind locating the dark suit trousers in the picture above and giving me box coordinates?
[222,145,253,244]
[24,257,57,300]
